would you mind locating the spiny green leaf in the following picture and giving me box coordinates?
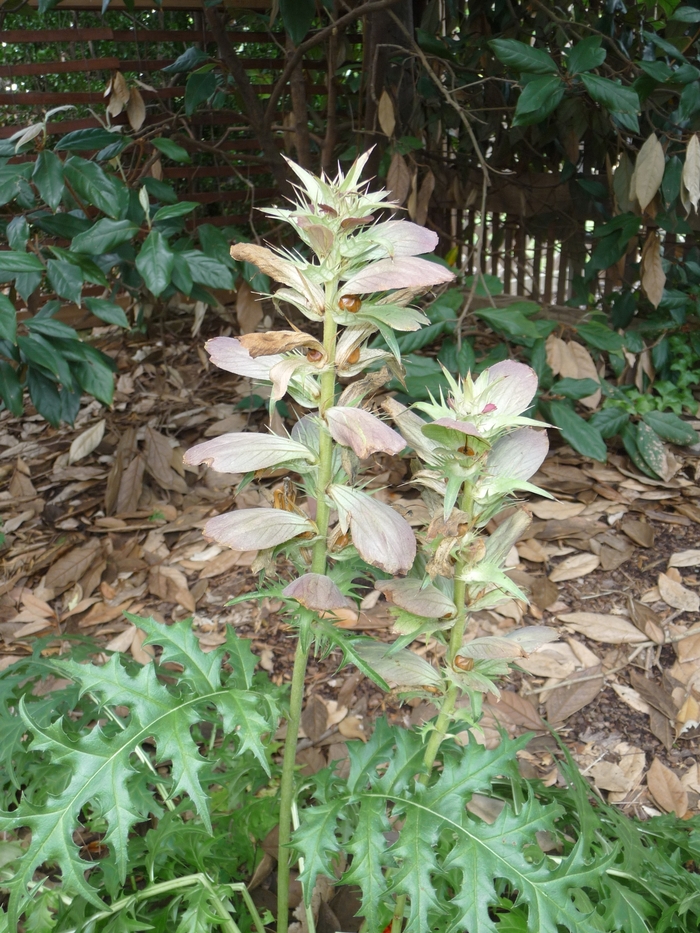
[342,795,393,933]
[293,798,346,899]
[387,798,442,933]
[0,628,277,924]
[295,728,613,933]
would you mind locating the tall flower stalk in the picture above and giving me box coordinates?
[185,153,551,932]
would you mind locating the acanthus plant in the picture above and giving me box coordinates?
[0,154,635,933]
[183,153,572,932]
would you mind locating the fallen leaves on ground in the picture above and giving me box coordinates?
[1,319,700,816]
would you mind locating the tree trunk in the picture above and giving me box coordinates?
[286,35,312,170]
[361,0,415,177]
[204,7,292,198]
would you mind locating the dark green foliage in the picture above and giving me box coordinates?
[294,723,700,933]
[0,618,280,929]
[0,131,239,423]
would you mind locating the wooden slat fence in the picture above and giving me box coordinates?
[0,2,654,305]
[0,0,358,225]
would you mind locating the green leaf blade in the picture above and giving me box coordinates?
[489,39,558,75]
[549,401,607,462]
[641,411,699,446]
[135,230,175,296]
[70,218,139,254]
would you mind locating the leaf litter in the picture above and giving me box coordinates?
[1,317,700,833]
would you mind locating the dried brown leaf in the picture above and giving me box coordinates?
[45,540,102,595]
[236,280,263,334]
[558,612,646,645]
[529,500,586,521]
[69,420,105,464]
[77,600,134,628]
[658,572,700,612]
[302,696,329,743]
[669,549,700,567]
[641,231,666,309]
[116,455,145,515]
[9,458,36,498]
[126,87,146,131]
[649,707,674,750]
[387,152,411,205]
[629,669,678,721]
[338,715,366,741]
[239,330,323,358]
[149,565,196,612]
[635,133,665,210]
[530,577,559,610]
[677,631,700,664]
[545,665,604,723]
[549,552,600,582]
[486,690,545,732]
[106,71,130,117]
[589,761,631,793]
[414,169,435,227]
[620,519,654,548]
[130,627,155,665]
[647,757,688,817]
[683,133,700,213]
[105,626,136,653]
[12,620,54,639]
[145,428,188,493]
[610,682,651,715]
[545,338,600,408]
[676,694,700,737]
[377,89,395,138]
[627,597,664,644]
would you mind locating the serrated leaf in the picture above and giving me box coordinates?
[342,794,392,933]
[296,728,610,933]
[0,619,277,923]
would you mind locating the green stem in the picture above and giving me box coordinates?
[383,484,469,933]
[277,280,338,933]
[311,294,337,574]
[422,483,472,777]
[276,623,310,933]
[420,686,458,777]
[391,895,407,933]
[65,873,250,933]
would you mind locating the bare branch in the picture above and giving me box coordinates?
[204,6,292,196]
[265,0,401,122]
